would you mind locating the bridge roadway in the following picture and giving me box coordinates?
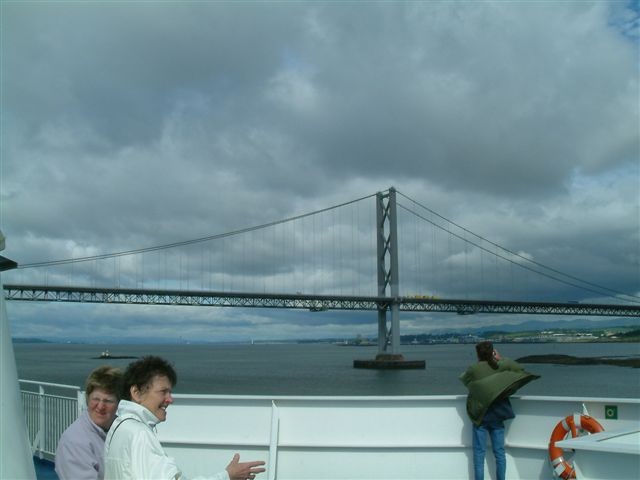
[3,284,640,317]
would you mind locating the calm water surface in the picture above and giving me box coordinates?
[13,342,640,398]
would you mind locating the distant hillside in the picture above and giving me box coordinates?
[12,337,53,344]
[11,318,638,345]
[430,317,639,335]
[11,336,217,345]
[620,329,640,338]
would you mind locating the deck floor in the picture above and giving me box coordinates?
[34,458,58,480]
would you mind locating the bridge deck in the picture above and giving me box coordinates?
[4,284,640,317]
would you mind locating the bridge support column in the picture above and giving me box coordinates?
[354,188,425,370]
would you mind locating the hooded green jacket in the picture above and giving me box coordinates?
[460,358,540,426]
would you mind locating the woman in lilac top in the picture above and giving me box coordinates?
[55,366,123,480]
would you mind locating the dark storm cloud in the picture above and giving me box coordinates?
[2,1,638,341]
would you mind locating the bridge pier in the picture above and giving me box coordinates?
[354,188,425,370]
[353,353,425,369]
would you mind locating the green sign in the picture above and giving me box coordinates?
[605,405,618,420]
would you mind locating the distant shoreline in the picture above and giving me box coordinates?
[516,354,640,368]
[11,323,640,346]
[12,338,640,346]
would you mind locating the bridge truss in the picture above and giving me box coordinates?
[4,284,639,317]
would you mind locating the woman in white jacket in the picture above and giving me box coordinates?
[104,356,265,480]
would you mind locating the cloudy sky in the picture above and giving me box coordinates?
[1,1,638,343]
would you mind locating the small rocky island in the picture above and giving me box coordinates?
[90,349,137,360]
[516,354,640,368]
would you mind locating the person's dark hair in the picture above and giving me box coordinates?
[122,356,177,400]
[85,365,124,400]
[476,341,499,370]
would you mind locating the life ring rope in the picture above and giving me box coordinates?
[548,413,604,480]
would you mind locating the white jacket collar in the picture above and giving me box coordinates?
[116,399,161,428]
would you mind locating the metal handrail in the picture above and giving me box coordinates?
[19,379,83,461]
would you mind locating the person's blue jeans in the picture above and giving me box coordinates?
[472,423,506,480]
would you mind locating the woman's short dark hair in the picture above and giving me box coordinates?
[122,356,177,400]
[476,341,499,370]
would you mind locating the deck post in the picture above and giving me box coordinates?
[38,385,45,459]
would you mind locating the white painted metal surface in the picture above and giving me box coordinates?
[156,394,640,480]
[19,380,82,461]
[19,380,640,480]
[1,271,37,479]
[556,429,640,480]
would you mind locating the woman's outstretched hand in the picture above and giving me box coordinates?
[226,453,266,480]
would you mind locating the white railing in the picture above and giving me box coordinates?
[19,380,640,479]
[19,380,84,462]
[158,394,640,480]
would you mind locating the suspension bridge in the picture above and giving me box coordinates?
[2,187,639,367]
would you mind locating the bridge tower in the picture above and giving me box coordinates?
[376,187,401,355]
[354,188,425,369]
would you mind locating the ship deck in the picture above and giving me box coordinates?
[20,380,640,480]
[33,458,57,480]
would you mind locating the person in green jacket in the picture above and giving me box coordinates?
[460,341,539,480]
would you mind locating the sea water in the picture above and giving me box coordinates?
[13,342,640,398]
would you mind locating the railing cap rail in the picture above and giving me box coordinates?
[19,379,81,390]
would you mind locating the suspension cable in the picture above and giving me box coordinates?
[397,190,640,303]
[18,192,379,269]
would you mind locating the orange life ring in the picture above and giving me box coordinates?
[548,413,604,479]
